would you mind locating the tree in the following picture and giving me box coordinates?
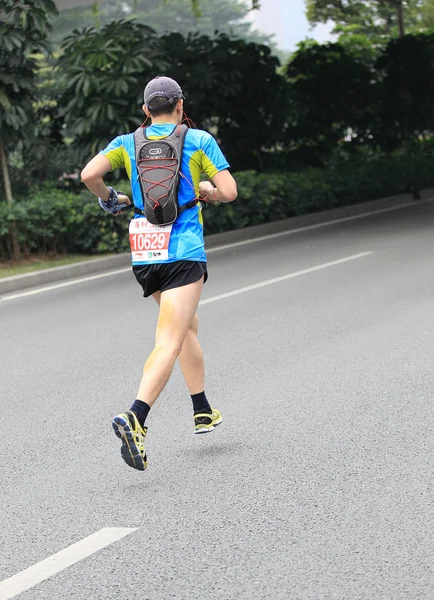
[27,51,84,185]
[58,20,166,160]
[284,41,374,164]
[332,25,379,63]
[419,0,434,29]
[305,0,425,39]
[375,33,434,148]
[0,0,58,259]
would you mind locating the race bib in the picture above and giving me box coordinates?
[129,218,172,262]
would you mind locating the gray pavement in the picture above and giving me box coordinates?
[0,201,433,599]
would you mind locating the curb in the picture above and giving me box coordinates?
[1,189,432,296]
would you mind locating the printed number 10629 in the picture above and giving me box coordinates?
[130,232,167,251]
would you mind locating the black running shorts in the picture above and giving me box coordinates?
[132,260,208,298]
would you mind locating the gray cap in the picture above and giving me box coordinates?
[144,76,184,109]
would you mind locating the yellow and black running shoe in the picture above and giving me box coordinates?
[112,411,148,471]
[194,407,222,434]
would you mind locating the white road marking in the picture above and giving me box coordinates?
[1,197,427,302]
[1,268,130,301]
[199,252,373,305]
[0,527,137,600]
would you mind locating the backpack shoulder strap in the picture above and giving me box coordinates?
[169,125,199,213]
[166,123,188,146]
[133,126,146,146]
[170,125,191,212]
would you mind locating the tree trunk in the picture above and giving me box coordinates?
[396,0,405,37]
[0,137,21,261]
[92,2,100,28]
[0,137,13,204]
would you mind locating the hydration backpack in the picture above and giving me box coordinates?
[133,124,198,225]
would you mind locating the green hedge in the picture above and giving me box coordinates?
[0,183,132,259]
[1,152,433,260]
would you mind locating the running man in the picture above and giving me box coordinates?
[81,76,237,471]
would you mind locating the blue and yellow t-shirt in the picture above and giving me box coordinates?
[100,124,230,265]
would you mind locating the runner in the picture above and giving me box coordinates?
[81,76,237,471]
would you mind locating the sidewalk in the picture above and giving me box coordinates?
[1,189,432,296]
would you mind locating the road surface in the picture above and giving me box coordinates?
[0,200,433,599]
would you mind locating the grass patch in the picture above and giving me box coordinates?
[0,254,104,278]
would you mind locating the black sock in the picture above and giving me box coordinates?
[191,391,212,415]
[130,399,151,428]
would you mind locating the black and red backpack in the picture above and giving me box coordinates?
[133,124,198,226]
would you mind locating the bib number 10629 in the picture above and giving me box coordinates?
[130,232,166,251]
[129,218,172,262]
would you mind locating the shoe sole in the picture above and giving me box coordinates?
[194,416,223,434]
[112,415,147,471]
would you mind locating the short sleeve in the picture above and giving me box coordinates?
[200,133,230,180]
[99,136,125,171]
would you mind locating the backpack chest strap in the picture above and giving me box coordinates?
[133,198,199,217]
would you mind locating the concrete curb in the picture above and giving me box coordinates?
[1,189,432,296]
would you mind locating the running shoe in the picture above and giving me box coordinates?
[112,411,148,471]
[194,407,222,434]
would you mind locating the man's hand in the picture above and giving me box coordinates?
[199,181,217,203]
[118,194,131,206]
[113,193,132,217]
[98,187,132,215]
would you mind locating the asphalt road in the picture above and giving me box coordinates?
[0,201,433,600]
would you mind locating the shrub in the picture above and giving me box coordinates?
[0,181,132,260]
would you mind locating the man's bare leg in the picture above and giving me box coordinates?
[136,277,204,407]
[178,315,205,395]
[152,291,220,431]
[152,292,204,395]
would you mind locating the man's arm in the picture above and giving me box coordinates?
[199,170,237,203]
[81,154,131,208]
[81,155,114,202]
[198,133,237,203]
